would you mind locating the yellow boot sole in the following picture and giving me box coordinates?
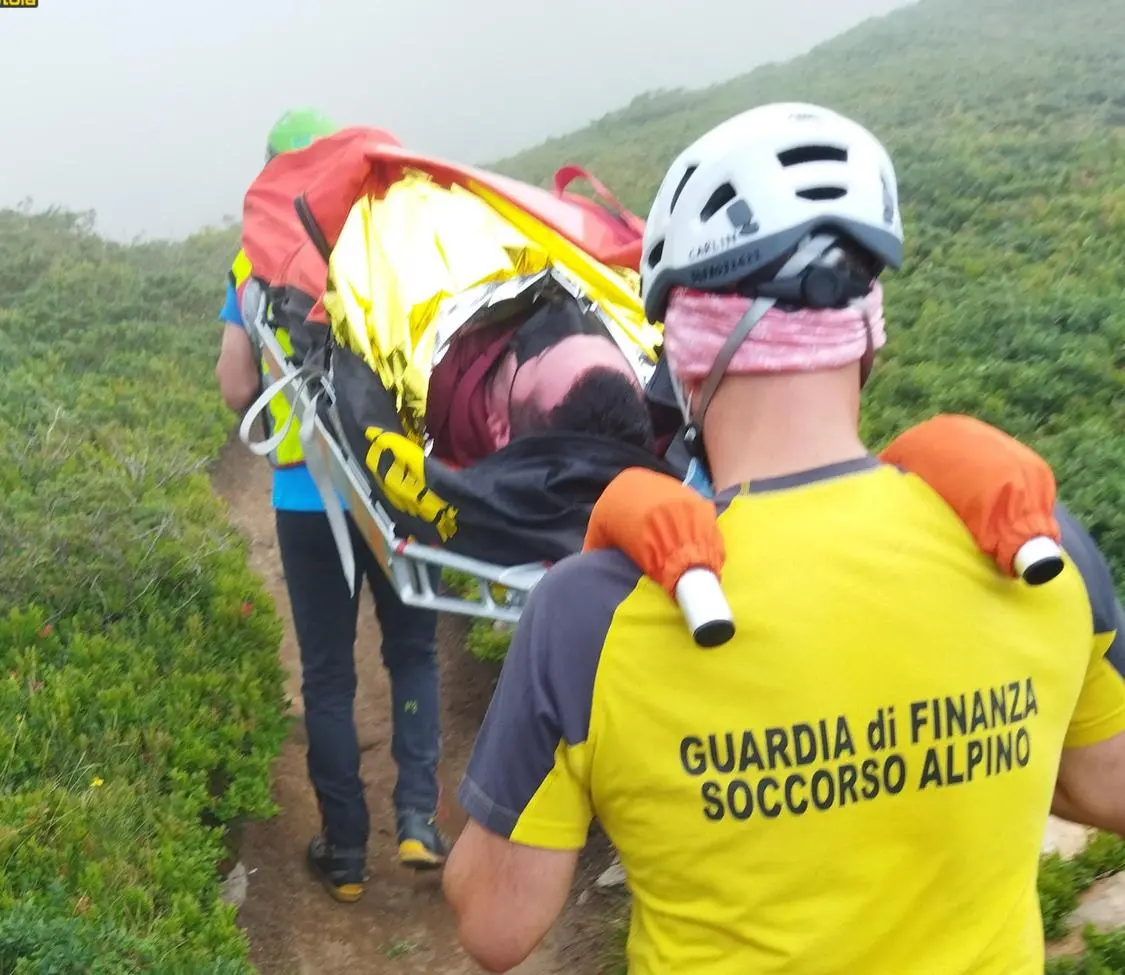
[398,838,445,870]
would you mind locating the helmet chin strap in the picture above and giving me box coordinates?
[859,316,877,388]
[675,234,837,458]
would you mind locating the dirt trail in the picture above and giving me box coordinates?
[211,436,615,975]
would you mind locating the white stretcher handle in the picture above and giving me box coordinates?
[1013,535,1065,586]
[675,568,735,648]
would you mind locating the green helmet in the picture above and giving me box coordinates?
[265,108,338,161]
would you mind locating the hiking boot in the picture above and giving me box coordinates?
[396,810,449,870]
[306,833,367,903]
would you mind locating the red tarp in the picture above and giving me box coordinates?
[241,127,401,284]
[239,124,647,335]
[286,127,646,273]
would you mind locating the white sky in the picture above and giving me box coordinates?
[0,0,913,240]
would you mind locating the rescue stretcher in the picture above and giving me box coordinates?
[233,126,734,635]
[246,286,553,624]
[234,127,1068,643]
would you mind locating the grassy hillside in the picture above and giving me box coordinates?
[495,0,1125,968]
[497,0,1125,583]
[1,0,1123,968]
[0,208,288,971]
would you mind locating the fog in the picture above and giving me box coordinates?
[0,0,914,241]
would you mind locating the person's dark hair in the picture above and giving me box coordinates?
[510,368,654,451]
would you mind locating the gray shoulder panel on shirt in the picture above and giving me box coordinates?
[457,548,643,838]
[1056,502,1125,676]
[514,547,644,744]
[1057,502,1118,635]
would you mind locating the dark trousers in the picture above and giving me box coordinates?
[275,509,441,850]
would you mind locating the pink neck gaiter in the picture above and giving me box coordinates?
[662,282,886,383]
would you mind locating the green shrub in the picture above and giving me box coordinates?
[441,570,515,663]
[464,621,514,664]
[1047,927,1125,974]
[0,208,288,970]
[1040,834,1125,942]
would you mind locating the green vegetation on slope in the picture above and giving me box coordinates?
[493,0,1125,965]
[2,0,1123,966]
[0,207,288,972]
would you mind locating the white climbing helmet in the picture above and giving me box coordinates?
[639,102,905,324]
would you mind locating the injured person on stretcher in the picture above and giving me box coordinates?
[417,274,1066,617]
[424,283,656,469]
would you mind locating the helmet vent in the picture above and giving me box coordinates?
[778,145,848,167]
[797,186,848,201]
[700,183,738,222]
[669,166,698,214]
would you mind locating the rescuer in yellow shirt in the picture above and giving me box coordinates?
[442,102,1125,974]
[215,109,448,904]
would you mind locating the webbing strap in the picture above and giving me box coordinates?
[298,386,357,595]
[238,368,308,458]
[553,164,644,233]
[241,280,267,356]
[690,295,777,425]
[237,365,357,595]
[238,294,358,594]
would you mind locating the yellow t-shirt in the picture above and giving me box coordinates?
[459,457,1125,974]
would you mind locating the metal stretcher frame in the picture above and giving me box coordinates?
[249,313,548,625]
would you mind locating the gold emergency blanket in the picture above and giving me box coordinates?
[321,170,661,441]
